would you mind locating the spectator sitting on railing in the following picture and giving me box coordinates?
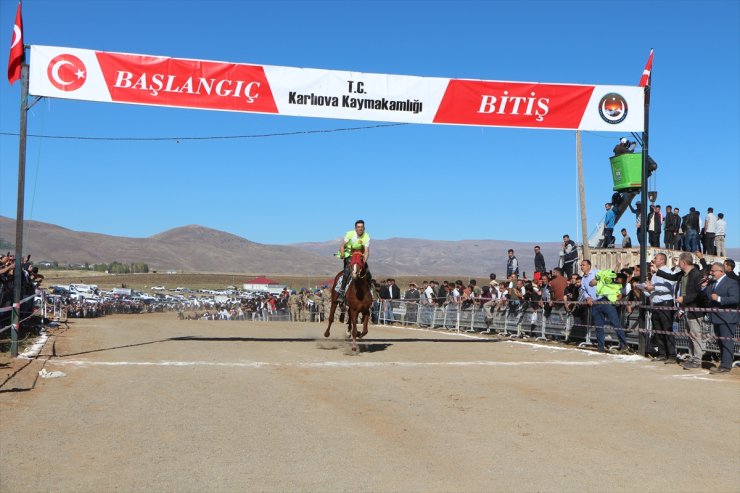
[470,278,482,298]
[495,282,509,311]
[461,282,475,309]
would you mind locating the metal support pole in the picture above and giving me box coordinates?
[11,62,29,358]
[638,84,651,357]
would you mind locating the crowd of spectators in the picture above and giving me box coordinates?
[614,204,729,256]
[367,247,738,371]
[1,253,44,331]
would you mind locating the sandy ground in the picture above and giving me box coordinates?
[1,313,738,493]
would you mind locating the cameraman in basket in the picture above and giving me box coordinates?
[613,137,637,156]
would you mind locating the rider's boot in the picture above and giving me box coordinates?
[338,273,348,303]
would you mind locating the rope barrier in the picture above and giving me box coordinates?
[0,293,37,314]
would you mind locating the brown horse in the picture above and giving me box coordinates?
[324,250,373,351]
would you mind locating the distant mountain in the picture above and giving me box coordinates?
[0,217,337,276]
[1,216,737,277]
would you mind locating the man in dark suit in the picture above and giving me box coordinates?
[663,205,678,249]
[704,262,739,373]
[672,208,684,251]
[656,252,708,369]
[648,205,663,247]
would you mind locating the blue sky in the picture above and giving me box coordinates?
[1,0,738,248]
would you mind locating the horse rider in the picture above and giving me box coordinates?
[337,219,372,302]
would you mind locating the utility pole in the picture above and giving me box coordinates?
[11,61,29,358]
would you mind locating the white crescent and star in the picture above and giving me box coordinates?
[51,60,74,86]
[11,25,21,48]
[50,59,86,86]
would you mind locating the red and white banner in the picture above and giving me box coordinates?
[29,45,644,131]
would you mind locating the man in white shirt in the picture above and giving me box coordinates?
[703,207,717,255]
[643,253,678,363]
[714,213,727,257]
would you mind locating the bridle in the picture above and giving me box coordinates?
[349,250,367,279]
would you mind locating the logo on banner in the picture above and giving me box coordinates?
[598,93,628,124]
[47,54,87,92]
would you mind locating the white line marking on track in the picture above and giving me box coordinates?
[671,373,733,382]
[51,359,606,369]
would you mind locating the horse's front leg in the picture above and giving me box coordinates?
[348,310,359,351]
[324,299,339,338]
[359,310,369,338]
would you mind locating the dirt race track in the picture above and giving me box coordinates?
[1,314,739,493]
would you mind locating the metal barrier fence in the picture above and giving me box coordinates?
[40,292,67,323]
[173,297,738,361]
[372,300,739,359]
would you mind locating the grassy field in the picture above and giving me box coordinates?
[40,270,491,291]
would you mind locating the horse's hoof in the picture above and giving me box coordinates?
[323,330,330,338]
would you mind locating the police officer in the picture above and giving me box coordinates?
[288,290,300,322]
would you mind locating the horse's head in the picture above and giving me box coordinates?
[349,250,365,279]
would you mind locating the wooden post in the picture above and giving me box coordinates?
[11,62,29,358]
[576,131,590,261]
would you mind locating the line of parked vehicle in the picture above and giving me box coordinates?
[46,283,277,307]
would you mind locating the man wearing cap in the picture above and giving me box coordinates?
[613,137,636,156]
[337,220,371,302]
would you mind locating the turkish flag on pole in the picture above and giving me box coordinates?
[7,1,24,84]
[638,49,654,87]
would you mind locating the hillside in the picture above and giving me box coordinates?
[3,216,735,277]
[0,217,337,276]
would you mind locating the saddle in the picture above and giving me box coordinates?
[335,274,352,294]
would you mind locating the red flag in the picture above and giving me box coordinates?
[7,1,24,84]
[638,49,654,87]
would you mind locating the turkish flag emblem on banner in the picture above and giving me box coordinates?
[7,1,24,84]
